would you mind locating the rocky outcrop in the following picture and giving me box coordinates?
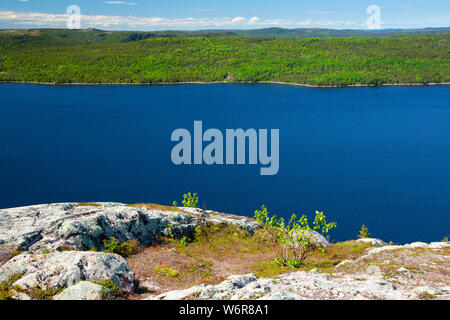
[0,203,259,252]
[53,281,113,300]
[148,268,449,300]
[356,238,387,247]
[0,202,261,300]
[0,251,135,293]
[1,203,447,300]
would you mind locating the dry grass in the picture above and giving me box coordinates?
[126,224,373,299]
[128,203,189,214]
[0,245,20,268]
[336,246,450,289]
[76,202,101,207]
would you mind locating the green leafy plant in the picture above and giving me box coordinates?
[180,236,189,246]
[193,225,204,242]
[166,224,175,238]
[153,265,180,278]
[91,279,122,298]
[1,273,62,300]
[254,205,336,268]
[182,192,199,208]
[56,245,74,252]
[358,225,371,239]
[0,273,23,300]
[23,285,63,300]
[103,237,141,257]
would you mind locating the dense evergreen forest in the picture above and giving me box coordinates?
[0,28,449,86]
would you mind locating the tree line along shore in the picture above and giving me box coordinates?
[0,30,449,87]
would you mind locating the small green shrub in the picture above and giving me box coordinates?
[0,273,23,300]
[182,192,199,208]
[254,205,336,268]
[103,237,141,257]
[180,236,189,246]
[41,249,51,254]
[6,248,22,260]
[153,265,180,278]
[166,224,175,238]
[358,225,371,239]
[23,285,63,300]
[56,245,75,252]
[91,279,122,298]
[193,225,204,242]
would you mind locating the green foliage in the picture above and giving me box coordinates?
[77,202,101,207]
[254,205,336,268]
[0,273,23,300]
[166,224,175,239]
[6,248,22,260]
[0,273,62,300]
[56,245,75,252]
[103,237,141,257]
[91,279,122,298]
[358,225,371,239]
[153,265,180,278]
[180,236,189,246]
[22,285,62,300]
[1,34,448,86]
[193,225,203,242]
[251,260,290,278]
[182,192,199,208]
[41,249,51,254]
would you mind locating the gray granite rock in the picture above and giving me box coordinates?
[53,281,112,300]
[0,251,135,293]
[0,203,259,252]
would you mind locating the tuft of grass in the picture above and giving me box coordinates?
[0,273,23,300]
[19,285,63,300]
[91,279,122,298]
[153,265,180,278]
[56,245,75,252]
[103,237,141,258]
[77,202,101,207]
[251,261,291,278]
[0,245,22,267]
[418,291,436,300]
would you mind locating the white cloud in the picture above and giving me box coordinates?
[105,1,137,5]
[249,17,260,25]
[0,10,362,29]
[231,16,247,24]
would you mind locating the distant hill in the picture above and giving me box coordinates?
[0,27,449,48]
[233,27,450,38]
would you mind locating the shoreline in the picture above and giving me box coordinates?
[1,80,449,88]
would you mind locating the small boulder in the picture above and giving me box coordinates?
[53,281,112,300]
[0,251,135,294]
[356,238,387,247]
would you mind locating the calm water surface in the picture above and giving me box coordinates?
[0,84,449,243]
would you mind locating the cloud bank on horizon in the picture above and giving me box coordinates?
[0,0,449,30]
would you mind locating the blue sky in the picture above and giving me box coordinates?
[0,0,449,30]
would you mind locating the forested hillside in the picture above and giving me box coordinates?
[0,30,449,86]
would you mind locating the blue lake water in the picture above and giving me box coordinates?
[0,83,449,244]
